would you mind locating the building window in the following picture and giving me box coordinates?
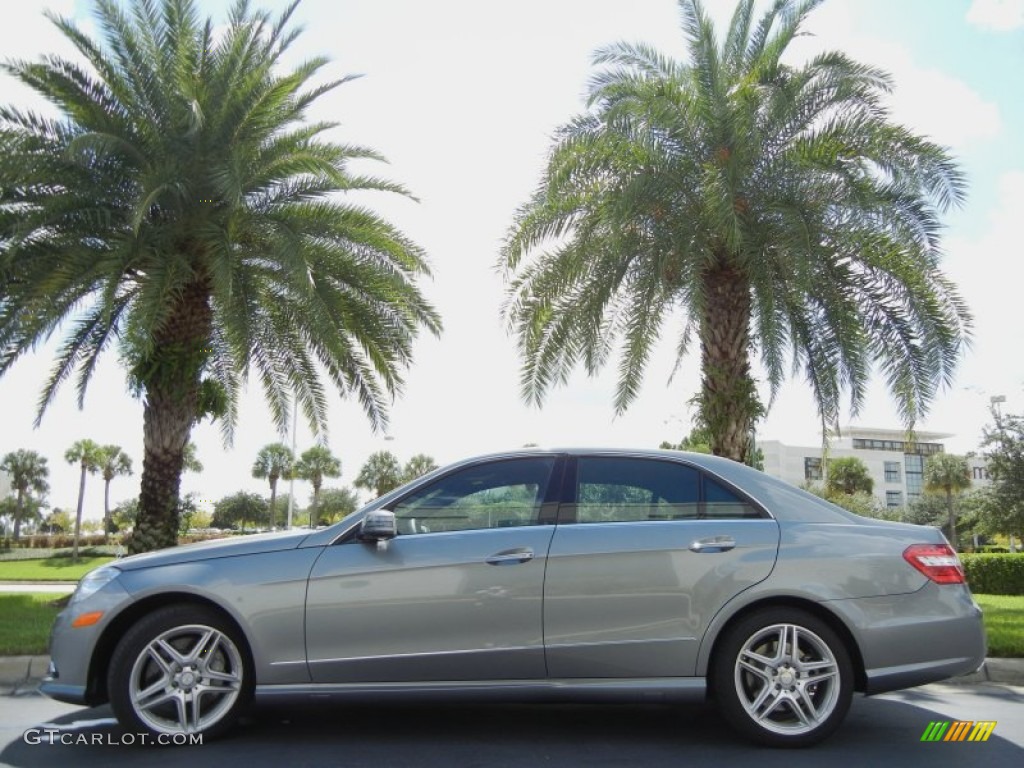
[884,461,901,483]
[972,466,989,481]
[905,454,924,500]
[886,491,903,508]
[804,457,822,481]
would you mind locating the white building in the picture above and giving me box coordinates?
[760,426,990,510]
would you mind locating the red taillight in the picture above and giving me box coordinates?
[903,544,965,584]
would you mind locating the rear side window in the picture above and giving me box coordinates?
[573,457,762,522]
[575,457,700,523]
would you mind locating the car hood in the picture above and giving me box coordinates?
[113,529,313,571]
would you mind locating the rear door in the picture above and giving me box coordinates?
[543,455,780,678]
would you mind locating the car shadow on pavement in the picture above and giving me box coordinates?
[2,690,1021,767]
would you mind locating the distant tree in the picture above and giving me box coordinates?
[979,410,1024,543]
[660,423,763,469]
[802,483,887,519]
[65,439,103,560]
[402,454,439,484]
[315,487,361,525]
[295,447,341,528]
[355,451,403,498]
[177,493,200,536]
[0,449,50,542]
[212,492,267,533]
[42,508,73,535]
[252,443,294,530]
[111,498,140,532]
[924,453,971,548]
[826,457,873,496]
[97,445,133,541]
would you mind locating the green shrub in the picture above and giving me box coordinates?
[961,553,1024,596]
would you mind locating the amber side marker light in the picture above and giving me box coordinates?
[71,611,104,628]
[903,544,965,584]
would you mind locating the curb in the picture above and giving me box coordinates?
[3,655,1022,696]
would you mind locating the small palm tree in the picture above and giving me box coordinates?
[65,439,103,560]
[0,449,50,542]
[97,445,133,541]
[0,0,441,553]
[502,0,970,460]
[355,451,403,498]
[826,457,873,496]
[924,453,971,548]
[295,446,341,528]
[252,443,294,530]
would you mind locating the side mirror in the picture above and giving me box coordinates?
[359,510,397,550]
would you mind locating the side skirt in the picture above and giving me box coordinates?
[254,677,707,705]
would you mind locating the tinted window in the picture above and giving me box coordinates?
[391,457,555,535]
[704,477,761,519]
[575,457,700,523]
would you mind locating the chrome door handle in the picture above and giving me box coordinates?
[486,548,534,565]
[689,536,736,553]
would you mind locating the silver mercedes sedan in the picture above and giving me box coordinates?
[42,449,985,747]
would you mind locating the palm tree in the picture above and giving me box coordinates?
[825,456,873,496]
[295,446,341,528]
[502,0,970,461]
[0,0,441,554]
[97,445,133,542]
[355,450,403,498]
[252,442,294,530]
[65,439,102,560]
[0,450,50,542]
[924,453,971,548]
[403,454,439,483]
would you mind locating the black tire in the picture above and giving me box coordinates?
[108,604,254,741]
[711,607,853,748]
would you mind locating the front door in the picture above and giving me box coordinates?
[305,455,561,683]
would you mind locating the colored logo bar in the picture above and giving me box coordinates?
[920,721,997,742]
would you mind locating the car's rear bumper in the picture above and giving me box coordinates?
[824,582,986,695]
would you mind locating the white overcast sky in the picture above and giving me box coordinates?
[1,0,1022,516]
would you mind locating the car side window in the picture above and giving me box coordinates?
[575,457,700,523]
[390,457,556,535]
[704,477,762,519]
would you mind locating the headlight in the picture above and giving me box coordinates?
[71,565,121,604]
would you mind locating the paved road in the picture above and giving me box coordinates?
[0,682,1021,767]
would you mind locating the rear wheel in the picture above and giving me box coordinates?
[108,604,253,740]
[712,608,853,747]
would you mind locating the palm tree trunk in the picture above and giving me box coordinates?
[103,478,112,544]
[310,483,320,529]
[269,481,277,531]
[13,489,25,543]
[130,274,212,554]
[700,262,755,462]
[132,384,194,554]
[73,463,86,562]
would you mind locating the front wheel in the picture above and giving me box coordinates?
[108,604,253,740]
[711,608,853,747]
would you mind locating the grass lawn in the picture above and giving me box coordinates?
[0,556,114,582]
[0,593,65,655]
[975,594,1024,658]
[0,590,1019,660]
